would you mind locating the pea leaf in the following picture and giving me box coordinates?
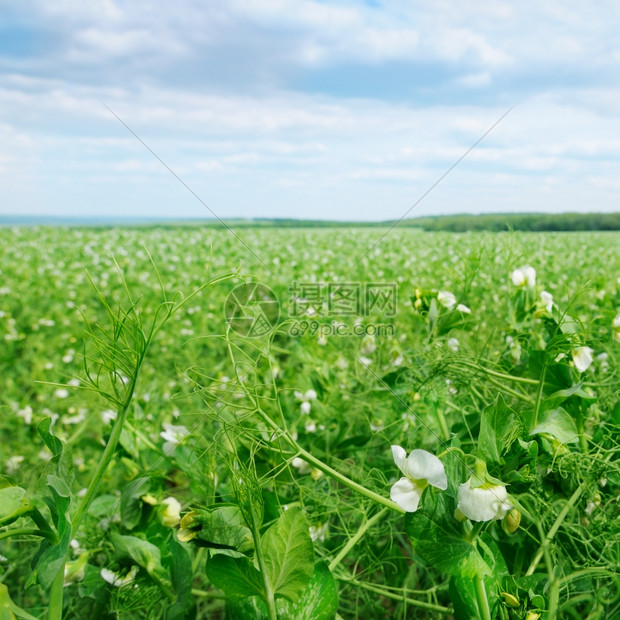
[206,554,265,599]
[478,395,523,464]
[260,506,314,602]
[110,532,168,584]
[166,537,196,620]
[530,407,579,444]
[405,493,489,578]
[0,486,34,526]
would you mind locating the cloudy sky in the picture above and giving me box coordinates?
[1,0,619,220]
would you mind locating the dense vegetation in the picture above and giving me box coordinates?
[1,225,619,619]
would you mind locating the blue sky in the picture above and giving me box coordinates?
[0,0,619,220]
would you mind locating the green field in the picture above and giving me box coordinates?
[1,225,619,619]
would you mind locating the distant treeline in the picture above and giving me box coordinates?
[402,212,620,232]
[2,212,620,231]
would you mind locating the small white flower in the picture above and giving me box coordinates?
[540,291,554,312]
[456,303,471,314]
[448,338,459,352]
[572,346,594,373]
[304,419,317,433]
[100,566,139,587]
[17,405,33,425]
[457,479,512,522]
[437,291,456,310]
[54,388,69,399]
[291,457,312,475]
[309,522,328,542]
[360,335,376,355]
[5,455,25,474]
[101,409,117,425]
[359,356,372,366]
[160,497,182,527]
[160,423,189,452]
[390,446,447,512]
[300,401,312,415]
[511,265,536,288]
[613,313,620,343]
[304,389,317,401]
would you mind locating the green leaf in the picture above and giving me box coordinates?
[478,395,523,464]
[260,506,314,602]
[0,486,34,526]
[530,408,579,444]
[120,477,151,530]
[166,537,196,620]
[276,562,338,620]
[190,506,254,553]
[449,575,481,620]
[206,554,265,599]
[227,562,339,620]
[37,418,62,457]
[37,527,71,590]
[0,584,40,620]
[110,533,168,584]
[405,493,489,578]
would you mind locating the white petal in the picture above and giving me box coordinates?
[390,478,423,512]
[523,266,536,287]
[457,479,511,522]
[511,268,525,287]
[391,445,408,476]
[572,347,593,373]
[456,304,471,314]
[404,450,448,490]
[437,291,456,309]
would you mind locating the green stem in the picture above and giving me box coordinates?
[48,565,65,620]
[335,576,451,614]
[474,575,492,620]
[249,509,277,620]
[525,481,587,576]
[295,445,404,513]
[531,361,547,429]
[462,362,539,385]
[329,508,388,571]
[0,528,55,542]
[72,374,138,532]
[435,407,450,441]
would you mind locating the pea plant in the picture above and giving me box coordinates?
[1,230,619,620]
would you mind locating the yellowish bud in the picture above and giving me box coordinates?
[501,592,520,608]
[502,508,521,534]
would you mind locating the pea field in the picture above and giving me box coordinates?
[0,224,619,619]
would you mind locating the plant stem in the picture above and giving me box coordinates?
[335,576,452,614]
[72,374,137,533]
[525,481,587,576]
[474,575,492,620]
[0,528,55,542]
[329,508,388,571]
[531,361,547,429]
[48,566,65,620]
[249,509,278,620]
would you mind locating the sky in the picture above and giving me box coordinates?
[0,0,619,221]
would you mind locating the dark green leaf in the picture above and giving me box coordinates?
[530,408,579,444]
[405,493,489,578]
[0,486,34,526]
[166,538,196,620]
[206,554,265,599]
[260,506,314,602]
[478,395,523,464]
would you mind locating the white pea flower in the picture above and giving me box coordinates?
[5,455,25,474]
[360,334,376,355]
[448,338,460,352]
[613,313,620,343]
[291,457,312,475]
[572,346,594,373]
[540,291,554,312]
[390,446,447,512]
[511,265,536,288]
[457,479,512,522]
[17,405,33,425]
[160,497,182,527]
[304,389,317,401]
[54,388,69,399]
[300,401,312,415]
[160,423,189,452]
[437,291,456,310]
[100,565,139,587]
[309,522,328,542]
[456,303,471,314]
